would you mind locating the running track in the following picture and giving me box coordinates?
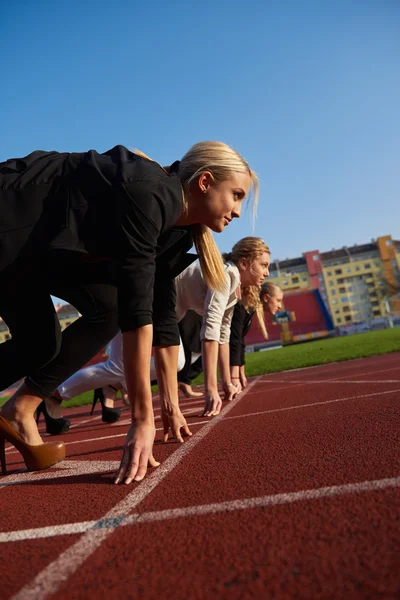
[1,353,399,599]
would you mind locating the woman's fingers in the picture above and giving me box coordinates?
[114,423,156,484]
[148,453,160,468]
[182,424,193,438]
[163,412,193,443]
[171,415,193,443]
[114,444,133,484]
[201,395,222,417]
[162,412,170,442]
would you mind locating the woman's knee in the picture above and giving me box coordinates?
[16,326,62,369]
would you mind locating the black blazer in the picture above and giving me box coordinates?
[0,145,196,343]
[229,303,254,366]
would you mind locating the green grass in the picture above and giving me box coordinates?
[1,328,399,408]
[192,327,400,383]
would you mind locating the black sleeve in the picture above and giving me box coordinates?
[229,304,248,366]
[152,267,180,347]
[240,310,254,365]
[112,180,176,333]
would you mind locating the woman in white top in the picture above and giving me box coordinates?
[50,237,270,438]
[175,236,271,417]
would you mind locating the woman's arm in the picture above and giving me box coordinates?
[153,345,192,443]
[218,343,238,400]
[114,325,156,484]
[201,339,223,416]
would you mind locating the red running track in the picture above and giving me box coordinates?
[0,353,399,599]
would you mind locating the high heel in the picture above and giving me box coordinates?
[91,388,121,424]
[36,400,70,435]
[0,414,65,475]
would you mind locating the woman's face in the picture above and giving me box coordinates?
[190,171,251,232]
[263,289,284,315]
[240,251,270,287]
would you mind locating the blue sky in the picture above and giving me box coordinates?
[1,0,399,266]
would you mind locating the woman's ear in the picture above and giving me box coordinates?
[261,294,270,304]
[238,257,248,272]
[198,171,213,193]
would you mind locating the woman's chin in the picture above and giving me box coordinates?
[209,221,225,233]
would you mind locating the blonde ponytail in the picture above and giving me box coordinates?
[192,225,226,291]
[241,286,269,340]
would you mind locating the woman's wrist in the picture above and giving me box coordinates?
[131,409,154,426]
[160,396,180,415]
[205,382,219,394]
[222,379,235,389]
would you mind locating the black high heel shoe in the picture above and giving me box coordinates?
[36,399,71,436]
[91,388,121,424]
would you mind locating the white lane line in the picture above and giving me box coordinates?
[3,474,399,543]
[223,388,400,421]
[256,379,400,385]
[5,387,399,461]
[0,461,121,488]
[10,377,261,600]
[260,364,400,383]
[3,420,208,459]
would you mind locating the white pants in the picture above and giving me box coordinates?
[59,332,187,400]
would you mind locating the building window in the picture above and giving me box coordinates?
[337,318,342,323]
[386,239,392,246]
[339,287,346,293]
[331,290,336,295]
[332,299,338,305]
[371,301,379,307]
[343,306,350,313]
[302,276,308,282]
[364,263,371,269]
[335,269,342,275]
[334,309,340,314]
[374,261,380,267]
[345,267,351,272]
[327,271,332,276]
[355,266,360,272]
[313,254,319,261]
[329,281,334,286]
[283,280,288,285]
[341,296,349,303]
[292,277,299,284]
[337,278,344,284]
[345,316,352,322]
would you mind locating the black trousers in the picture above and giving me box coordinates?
[0,254,119,397]
[177,310,203,385]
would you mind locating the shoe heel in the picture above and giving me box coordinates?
[0,415,65,473]
[38,400,70,436]
[35,402,43,425]
[92,388,121,424]
[91,389,101,415]
[0,436,6,475]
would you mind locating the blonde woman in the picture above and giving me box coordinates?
[230,282,283,391]
[0,142,258,485]
[175,237,270,418]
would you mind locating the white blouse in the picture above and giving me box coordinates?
[175,260,241,344]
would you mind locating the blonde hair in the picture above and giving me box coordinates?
[223,237,270,339]
[133,142,259,291]
[260,281,281,300]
